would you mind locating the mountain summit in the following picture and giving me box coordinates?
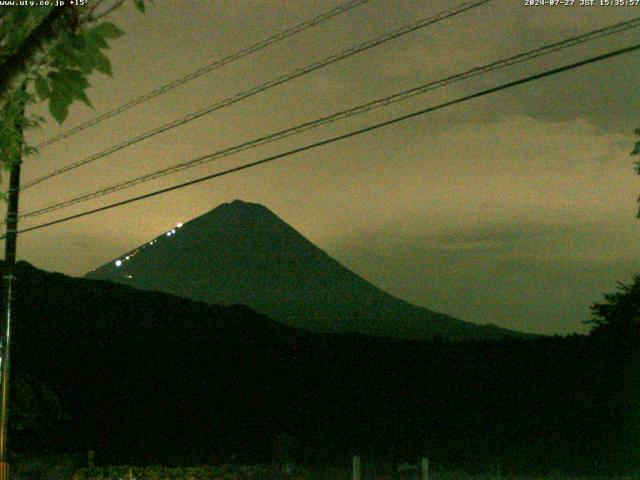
[85,200,519,340]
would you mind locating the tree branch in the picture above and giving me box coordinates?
[91,0,129,21]
[0,6,74,97]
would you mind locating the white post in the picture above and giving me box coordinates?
[421,457,429,480]
[352,455,361,480]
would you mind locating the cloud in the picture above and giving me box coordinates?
[312,114,639,334]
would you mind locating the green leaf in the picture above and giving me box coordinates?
[632,141,640,156]
[48,69,93,107]
[66,32,87,51]
[75,89,93,108]
[10,9,29,30]
[50,68,89,91]
[90,22,125,39]
[52,43,86,70]
[134,0,146,13]
[86,31,109,49]
[34,76,50,100]
[91,49,112,76]
[49,91,72,124]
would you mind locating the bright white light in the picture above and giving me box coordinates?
[115,260,122,267]
[125,256,130,260]
[171,229,176,234]
[149,242,153,245]
[166,232,172,236]
[177,222,183,228]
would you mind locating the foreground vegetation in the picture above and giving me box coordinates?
[9,458,640,480]
[4,265,640,477]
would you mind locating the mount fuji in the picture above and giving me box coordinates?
[85,200,521,341]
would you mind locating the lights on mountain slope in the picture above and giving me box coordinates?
[113,221,183,268]
[165,222,182,237]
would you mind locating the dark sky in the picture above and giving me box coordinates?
[8,0,640,335]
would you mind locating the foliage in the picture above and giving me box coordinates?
[36,20,125,123]
[66,464,640,480]
[0,1,149,175]
[631,128,640,216]
[587,274,640,340]
[71,464,289,480]
[0,86,41,172]
[0,6,56,65]
[11,453,82,480]
[10,371,69,432]
[9,261,640,475]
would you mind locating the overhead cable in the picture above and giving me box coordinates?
[19,16,640,220]
[11,41,640,237]
[22,0,491,190]
[34,0,374,149]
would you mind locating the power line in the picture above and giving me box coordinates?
[34,0,373,149]
[11,41,640,238]
[22,0,491,190]
[19,16,640,220]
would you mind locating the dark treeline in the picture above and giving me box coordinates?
[4,262,639,476]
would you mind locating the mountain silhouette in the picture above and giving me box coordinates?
[85,200,520,340]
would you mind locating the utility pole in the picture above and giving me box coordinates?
[352,455,361,480]
[0,104,23,480]
[421,457,429,480]
[0,10,73,479]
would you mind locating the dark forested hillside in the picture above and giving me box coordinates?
[5,262,639,475]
